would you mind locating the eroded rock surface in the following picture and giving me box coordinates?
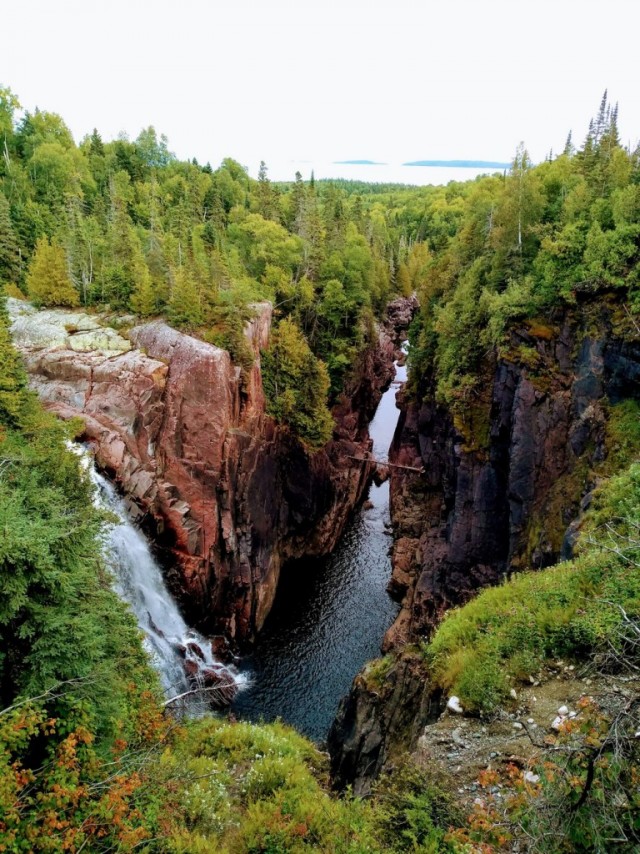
[9,297,410,647]
[329,300,640,793]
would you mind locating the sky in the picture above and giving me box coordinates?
[2,0,638,181]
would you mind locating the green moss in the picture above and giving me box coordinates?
[522,457,591,567]
[524,319,556,340]
[602,398,640,474]
[362,654,395,691]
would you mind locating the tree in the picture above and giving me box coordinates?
[26,237,79,307]
[0,87,20,174]
[261,318,333,449]
[167,265,202,327]
[0,301,28,426]
[0,195,21,284]
[129,262,156,316]
[255,160,279,221]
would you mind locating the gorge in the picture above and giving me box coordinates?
[232,347,408,739]
[3,89,640,850]
[7,294,416,735]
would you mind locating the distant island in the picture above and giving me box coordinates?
[333,159,387,165]
[403,159,510,169]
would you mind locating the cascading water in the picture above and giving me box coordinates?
[75,447,242,713]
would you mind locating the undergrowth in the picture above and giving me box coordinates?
[424,461,640,714]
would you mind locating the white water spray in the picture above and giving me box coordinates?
[74,446,242,712]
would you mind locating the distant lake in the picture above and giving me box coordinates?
[254,159,508,186]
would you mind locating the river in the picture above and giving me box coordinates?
[232,355,406,741]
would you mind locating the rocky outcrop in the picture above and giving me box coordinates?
[8,297,407,647]
[329,299,640,792]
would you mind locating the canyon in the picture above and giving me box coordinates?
[329,297,640,793]
[13,290,639,799]
[8,296,414,652]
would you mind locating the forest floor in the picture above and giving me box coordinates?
[412,663,640,813]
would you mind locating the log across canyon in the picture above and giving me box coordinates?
[8,295,417,649]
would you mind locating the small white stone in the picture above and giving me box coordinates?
[527,718,535,725]
[551,715,566,731]
[510,688,518,700]
[524,771,540,784]
[513,722,523,730]
[447,695,464,714]
[558,705,569,716]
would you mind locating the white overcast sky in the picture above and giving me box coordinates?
[2,0,638,178]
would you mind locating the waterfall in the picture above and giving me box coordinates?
[74,446,242,713]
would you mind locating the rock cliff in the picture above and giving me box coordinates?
[8,297,404,646]
[329,297,640,792]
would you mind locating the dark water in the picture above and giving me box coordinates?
[232,361,406,741]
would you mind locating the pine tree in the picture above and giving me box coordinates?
[26,237,79,307]
[256,160,279,221]
[89,128,104,157]
[290,171,306,232]
[563,130,574,157]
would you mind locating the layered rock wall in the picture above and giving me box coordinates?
[9,297,406,646]
[329,300,640,792]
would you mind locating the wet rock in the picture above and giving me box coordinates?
[184,659,199,679]
[373,465,390,486]
[201,667,238,704]
[187,641,205,660]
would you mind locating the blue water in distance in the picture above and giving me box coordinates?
[232,361,406,742]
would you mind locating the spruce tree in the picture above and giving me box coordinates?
[129,263,156,316]
[0,195,21,284]
[168,266,202,327]
[26,237,79,307]
[0,300,27,426]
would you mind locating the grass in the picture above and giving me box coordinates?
[423,461,640,713]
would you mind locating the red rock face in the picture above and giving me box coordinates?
[12,299,409,647]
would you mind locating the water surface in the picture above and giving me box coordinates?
[233,361,406,740]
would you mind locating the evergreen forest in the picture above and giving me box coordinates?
[1,88,640,851]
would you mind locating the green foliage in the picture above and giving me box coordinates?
[0,301,28,426]
[406,93,640,409]
[424,461,640,713]
[371,761,461,852]
[262,318,334,449]
[0,195,21,284]
[26,236,79,307]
